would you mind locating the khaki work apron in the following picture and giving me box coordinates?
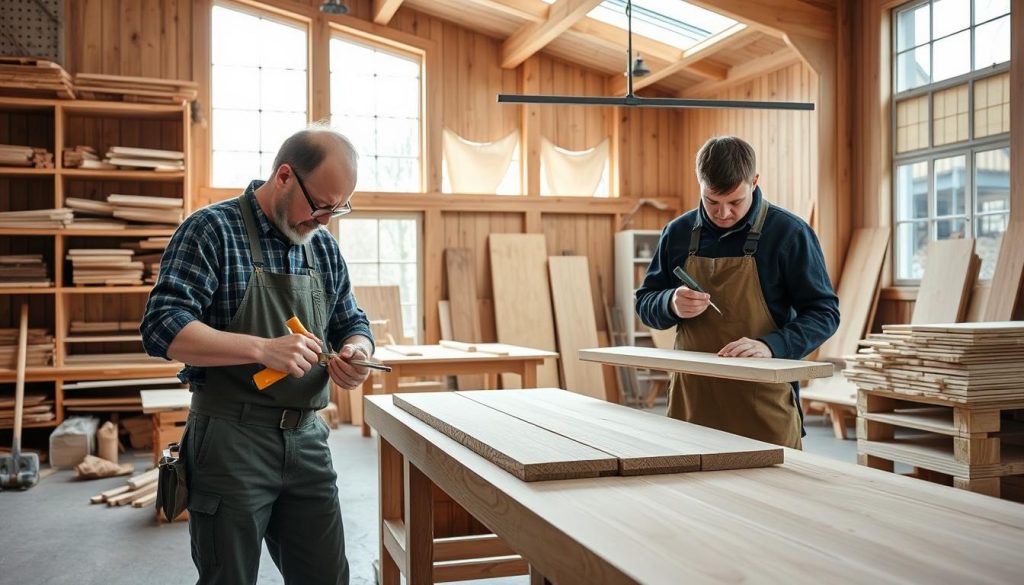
[666,201,803,449]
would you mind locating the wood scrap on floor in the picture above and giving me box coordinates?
[548,256,607,401]
[89,467,159,509]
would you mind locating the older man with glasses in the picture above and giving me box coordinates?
[141,127,372,585]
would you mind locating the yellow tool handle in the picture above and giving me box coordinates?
[252,316,314,391]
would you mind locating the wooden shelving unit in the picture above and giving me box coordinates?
[0,95,191,429]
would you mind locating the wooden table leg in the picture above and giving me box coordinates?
[405,459,434,584]
[521,360,538,388]
[359,377,372,437]
[379,437,403,585]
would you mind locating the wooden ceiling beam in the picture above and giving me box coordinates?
[372,0,405,25]
[678,48,802,98]
[684,0,834,40]
[500,0,604,69]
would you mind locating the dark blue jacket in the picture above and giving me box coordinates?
[635,187,839,361]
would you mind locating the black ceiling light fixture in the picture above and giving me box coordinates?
[319,0,349,15]
[497,0,813,111]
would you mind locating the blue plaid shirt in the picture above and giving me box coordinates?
[141,180,373,386]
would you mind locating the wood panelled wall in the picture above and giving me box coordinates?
[677,62,819,220]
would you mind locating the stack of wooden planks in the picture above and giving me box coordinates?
[0,327,53,368]
[0,57,74,99]
[74,73,198,105]
[89,467,159,509]
[104,146,184,172]
[62,145,110,169]
[0,254,52,288]
[62,377,183,413]
[0,208,73,229]
[0,392,55,426]
[69,320,139,335]
[0,144,53,168]
[844,322,1024,404]
[66,248,143,286]
[67,194,184,227]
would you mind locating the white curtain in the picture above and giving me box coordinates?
[442,128,518,194]
[540,137,609,196]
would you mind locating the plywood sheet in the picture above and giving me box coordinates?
[489,234,559,388]
[984,221,1024,321]
[354,285,406,345]
[461,389,782,473]
[817,227,889,359]
[911,239,977,325]
[579,346,833,383]
[548,256,606,400]
[445,248,484,389]
[392,392,617,481]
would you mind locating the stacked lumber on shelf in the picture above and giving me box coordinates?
[69,320,139,334]
[74,73,198,105]
[0,57,75,100]
[67,194,184,227]
[0,254,52,288]
[66,248,143,286]
[0,144,53,168]
[0,392,55,426]
[62,377,183,413]
[0,327,54,368]
[89,467,159,509]
[62,145,106,169]
[0,208,73,229]
[104,146,184,172]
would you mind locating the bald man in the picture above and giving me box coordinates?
[142,128,373,584]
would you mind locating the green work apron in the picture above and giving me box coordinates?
[666,201,803,449]
[184,195,348,585]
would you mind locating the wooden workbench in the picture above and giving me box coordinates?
[366,393,1024,585]
[357,343,557,436]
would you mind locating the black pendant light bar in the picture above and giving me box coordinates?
[497,0,814,112]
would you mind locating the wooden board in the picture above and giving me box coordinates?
[461,389,782,473]
[392,393,618,481]
[912,239,977,325]
[817,227,889,359]
[548,257,607,400]
[579,346,833,383]
[354,285,406,345]
[140,389,191,413]
[445,248,484,390]
[489,234,559,388]
[984,221,1024,321]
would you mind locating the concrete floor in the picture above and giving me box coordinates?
[0,411,856,585]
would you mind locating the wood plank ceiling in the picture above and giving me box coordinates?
[396,0,792,95]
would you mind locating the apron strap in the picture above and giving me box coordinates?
[302,242,317,274]
[688,211,703,256]
[237,195,265,268]
[742,199,770,256]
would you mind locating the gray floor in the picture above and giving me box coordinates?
[0,412,856,585]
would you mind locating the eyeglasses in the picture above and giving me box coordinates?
[292,168,353,219]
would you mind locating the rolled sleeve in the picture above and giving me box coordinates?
[140,213,221,359]
[635,225,683,330]
[326,254,374,354]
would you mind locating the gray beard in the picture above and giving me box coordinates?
[272,196,320,245]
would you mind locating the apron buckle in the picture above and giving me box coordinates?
[279,409,302,429]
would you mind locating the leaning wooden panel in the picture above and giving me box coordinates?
[579,346,832,384]
[461,389,782,473]
[392,393,617,481]
[817,227,889,359]
[489,234,559,388]
[547,256,606,400]
[911,238,977,325]
[445,248,484,389]
[984,221,1024,321]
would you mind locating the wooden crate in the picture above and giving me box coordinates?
[151,408,187,465]
[857,387,1024,500]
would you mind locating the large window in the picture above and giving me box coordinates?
[335,215,421,343]
[330,36,422,193]
[892,0,1010,283]
[210,3,308,188]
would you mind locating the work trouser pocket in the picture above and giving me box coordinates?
[189,490,222,568]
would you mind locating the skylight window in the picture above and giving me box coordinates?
[541,0,737,50]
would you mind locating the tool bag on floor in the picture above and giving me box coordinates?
[156,443,187,521]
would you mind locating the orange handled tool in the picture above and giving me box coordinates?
[252,316,316,391]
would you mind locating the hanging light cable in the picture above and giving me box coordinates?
[497,0,813,111]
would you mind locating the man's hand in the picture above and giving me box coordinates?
[327,344,371,390]
[718,337,772,358]
[671,286,711,319]
[260,333,323,377]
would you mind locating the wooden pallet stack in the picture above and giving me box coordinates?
[0,57,75,99]
[0,208,73,229]
[0,254,52,288]
[74,73,198,105]
[67,194,184,228]
[0,327,54,368]
[846,322,1024,499]
[66,248,143,286]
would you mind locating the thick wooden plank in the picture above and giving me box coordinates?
[985,221,1024,321]
[489,234,559,388]
[580,346,832,383]
[445,248,483,389]
[817,227,889,359]
[392,392,618,481]
[911,239,977,325]
[461,389,782,473]
[547,256,606,400]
